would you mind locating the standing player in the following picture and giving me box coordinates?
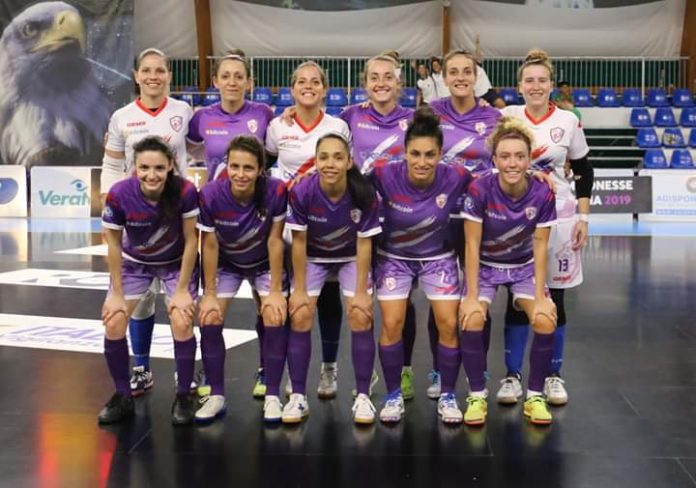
[265,61,351,399]
[98,136,199,425]
[370,108,472,425]
[187,50,275,399]
[499,49,593,406]
[196,136,287,423]
[459,117,558,425]
[100,48,194,399]
[283,133,381,425]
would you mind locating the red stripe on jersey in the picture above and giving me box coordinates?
[524,103,556,126]
[294,112,324,133]
[136,97,169,117]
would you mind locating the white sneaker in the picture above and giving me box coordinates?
[194,395,226,423]
[437,393,463,424]
[544,375,569,405]
[317,362,338,399]
[352,393,376,425]
[282,393,310,424]
[496,375,523,405]
[129,366,154,396]
[264,395,283,423]
[426,370,441,399]
[379,391,405,423]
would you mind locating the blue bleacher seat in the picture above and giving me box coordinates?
[180,86,201,106]
[202,87,221,106]
[597,88,620,107]
[671,149,695,169]
[662,128,686,148]
[326,87,347,107]
[630,108,652,127]
[350,88,368,105]
[689,129,696,148]
[646,88,669,107]
[325,105,344,116]
[622,88,644,107]
[400,87,417,108]
[643,148,669,169]
[550,88,560,100]
[274,105,286,116]
[680,107,696,127]
[672,88,694,107]
[275,87,293,107]
[636,128,661,148]
[499,88,520,105]
[573,89,593,107]
[654,107,677,127]
[252,87,273,105]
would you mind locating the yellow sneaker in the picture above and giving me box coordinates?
[463,395,487,426]
[523,395,553,425]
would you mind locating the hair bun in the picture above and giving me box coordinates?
[524,49,549,64]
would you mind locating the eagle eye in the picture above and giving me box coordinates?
[21,22,38,39]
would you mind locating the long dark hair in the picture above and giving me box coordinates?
[315,133,375,212]
[225,135,267,218]
[132,136,182,221]
[405,106,443,150]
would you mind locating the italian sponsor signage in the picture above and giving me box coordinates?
[589,176,652,214]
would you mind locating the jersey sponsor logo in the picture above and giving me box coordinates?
[357,122,380,131]
[475,122,487,136]
[550,127,565,143]
[485,209,507,220]
[247,119,258,133]
[525,207,538,220]
[399,119,409,131]
[435,193,448,209]
[350,208,362,223]
[170,115,184,132]
[126,121,146,127]
[205,129,229,136]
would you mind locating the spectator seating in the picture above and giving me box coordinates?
[326,87,347,107]
[252,87,273,105]
[350,88,368,105]
[680,107,696,127]
[672,88,694,108]
[400,87,417,108]
[661,128,686,148]
[275,87,293,107]
[630,108,652,127]
[499,88,520,105]
[670,149,695,168]
[636,128,660,148]
[654,107,677,127]
[597,88,620,107]
[643,149,669,168]
[622,88,644,107]
[573,88,594,107]
[646,88,669,107]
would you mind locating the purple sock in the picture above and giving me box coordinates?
[437,344,461,395]
[352,329,375,395]
[287,330,311,395]
[255,315,265,369]
[427,309,439,370]
[460,330,486,392]
[378,340,403,394]
[263,326,288,397]
[483,314,492,370]
[174,336,197,395]
[200,325,225,396]
[104,337,131,397]
[529,332,555,392]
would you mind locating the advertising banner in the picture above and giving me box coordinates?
[639,169,696,222]
[30,166,96,218]
[0,165,27,216]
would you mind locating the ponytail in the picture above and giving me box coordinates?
[346,165,376,212]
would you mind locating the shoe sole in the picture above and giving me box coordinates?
[464,418,486,426]
[130,382,154,397]
[172,417,195,426]
[264,416,282,423]
[427,392,440,400]
[281,415,308,424]
[98,413,134,425]
[194,409,227,424]
[440,417,463,425]
[497,396,521,405]
[317,391,337,400]
[253,389,267,399]
[354,416,375,425]
[524,412,553,425]
[546,398,568,406]
[402,391,415,401]
[379,416,402,424]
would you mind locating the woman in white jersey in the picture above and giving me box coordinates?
[499,49,593,406]
[100,48,194,398]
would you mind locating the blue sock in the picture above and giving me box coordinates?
[504,324,529,376]
[551,324,566,375]
[129,315,155,370]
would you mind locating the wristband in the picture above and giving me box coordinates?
[578,213,589,223]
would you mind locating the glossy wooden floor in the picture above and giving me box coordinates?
[1,219,696,487]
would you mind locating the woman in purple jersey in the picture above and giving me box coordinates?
[284,133,381,425]
[196,136,287,423]
[459,117,557,425]
[99,136,200,425]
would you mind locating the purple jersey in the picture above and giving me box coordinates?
[198,177,287,268]
[370,162,472,260]
[462,173,557,267]
[286,173,381,262]
[187,102,274,180]
[429,97,500,175]
[340,104,413,173]
[102,177,199,264]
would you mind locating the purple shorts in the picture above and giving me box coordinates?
[114,259,199,302]
[217,262,287,298]
[293,261,371,297]
[375,255,461,301]
[477,262,549,308]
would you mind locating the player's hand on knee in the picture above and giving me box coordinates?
[102,294,127,325]
[349,291,374,323]
[198,292,222,324]
[168,289,195,320]
[288,290,309,318]
[532,297,557,333]
[459,296,485,331]
[261,291,287,326]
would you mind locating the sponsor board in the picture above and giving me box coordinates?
[0,166,28,217]
[590,175,652,214]
[639,169,696,222]
[31,167,97,218]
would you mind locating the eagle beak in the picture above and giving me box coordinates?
[32,10,86,53]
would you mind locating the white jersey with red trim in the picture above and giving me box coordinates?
[265,111,350,183]
[501,103,589,219]
[102,97,193,193]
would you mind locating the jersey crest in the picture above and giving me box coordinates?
[550,127,564,144]
[525,207,538,220]
[399,119,409,131]
[475,122,487,136]
[170,116,183,132]
[350,208,362,224]
[247,119,258,134]
[436,193,448,209]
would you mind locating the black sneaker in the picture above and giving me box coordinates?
[171,393,196,425]
[98,392,135,424]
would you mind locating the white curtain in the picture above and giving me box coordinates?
[134,0,197,57]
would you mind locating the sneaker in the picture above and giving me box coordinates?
[352,393,377,425]
[496,375,523,405]
[351,370,380,399]
[173,372,199,394]
[523,395,553,425]
[463,395,488,426]
[426,370,441,399]
[437,393,463,425]
[401,367,415,401]
[282,393,310,424]
[98,392,134,424]
[379,390,405,424]
[253,369,267,399]
[317,362,338,399]
[544,375,568,406]
[194,395,226,423]
[196,370,211,397]
[171,393,196,425]
[264,395,283,423]
[129,366,153,397]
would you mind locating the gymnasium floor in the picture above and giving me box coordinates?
[1,218,696,487]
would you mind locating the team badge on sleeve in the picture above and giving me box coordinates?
[248,119,258,134]
[350,208,362,223]
[170,116,183,132]
[550,127,565,143]
[475,122,487,136]
[435,193,448,209]
[385,277,396,291]
[525,207,538,220]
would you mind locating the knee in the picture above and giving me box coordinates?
[436,317,458,344]
[532,313,556,335]
[290,306,314,333]
[200,310,223,326]
[348,308,372,332]
[462,311,485,332]
[261,307,282,327]
[104,313,128,340]
[170,309,193,340]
